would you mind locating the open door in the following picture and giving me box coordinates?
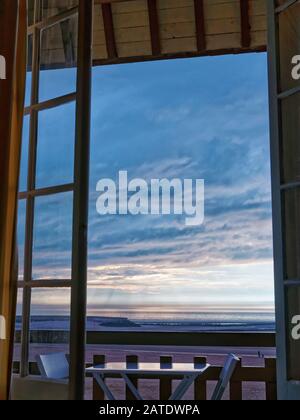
[16,0,93,400]
[268,0,300,400]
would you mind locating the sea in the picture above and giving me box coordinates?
[15,311,275,332]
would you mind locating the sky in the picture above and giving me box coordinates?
[18,52,275,316]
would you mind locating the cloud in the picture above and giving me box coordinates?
[18,53,274,311]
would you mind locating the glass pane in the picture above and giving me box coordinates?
[13,289,24,372]
[32,192,73,280]
[25,35,33,108]
[286,287,300,380]
[283,189,300,280]
[19,116,30,193]
[42,0,78,20]
[29,288,71,385]
[281,93,300,184]
[17,200,26,281]
[16,289,23,329]
[36,102,76,189]
[279,1,300,92]
[28,0,35,26]
[39,16,78,102]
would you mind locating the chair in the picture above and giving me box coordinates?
[36,352,69,380]
[211,354,240,400]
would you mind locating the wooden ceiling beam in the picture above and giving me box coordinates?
[93,45,267,67]
[147,0,161,56]
[240,0,251,48]
[194,0,206,52]
[101,3,118,59]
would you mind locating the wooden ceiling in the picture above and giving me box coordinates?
[37,0,267,69]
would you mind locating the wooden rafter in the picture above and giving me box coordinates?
[101,3,118,59]
[194,0,206,52]
[240,0,251,48]
[147,0,161,56]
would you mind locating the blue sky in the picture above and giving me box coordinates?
[18,52,275,315]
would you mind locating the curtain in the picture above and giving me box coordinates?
[0,0,27,400]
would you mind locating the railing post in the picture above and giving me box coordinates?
[159,356,173,400]
[265,358,277,401]
[229,359,243,400]
[194,357,207,400]
[126,355,139,400]
[93,355,105,400]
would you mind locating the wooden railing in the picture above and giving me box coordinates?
[14,330,277,400]
[90,354,277,401]
[14,330,276,347]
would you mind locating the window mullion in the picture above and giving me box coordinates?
[20,0,42,378]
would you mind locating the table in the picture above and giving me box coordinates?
[86,361,210,401]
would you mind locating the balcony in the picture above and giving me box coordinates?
[13,330,277,400]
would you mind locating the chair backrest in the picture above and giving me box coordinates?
[211,354,240,401]
[36,353,69,380]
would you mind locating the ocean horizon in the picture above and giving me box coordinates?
[15,310,276,333]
